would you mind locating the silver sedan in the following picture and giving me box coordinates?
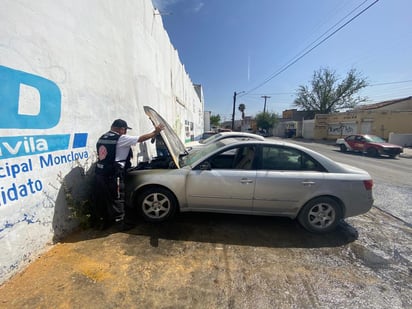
[126,110,373,233]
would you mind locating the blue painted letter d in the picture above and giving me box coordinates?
[0,66,61,129]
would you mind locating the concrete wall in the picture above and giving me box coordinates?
[302,119,315,139]
[314,110,412,140]
[389,133,412,147]
[0,0,203,284]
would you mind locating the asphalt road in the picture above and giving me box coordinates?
[0,138,411,309]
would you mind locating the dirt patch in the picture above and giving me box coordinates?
[1,208,411,308]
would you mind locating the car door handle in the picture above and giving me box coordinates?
[302,180,316,186]
[240,178,254,184]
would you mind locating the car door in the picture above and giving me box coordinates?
[344,135,357,150]
[185,146,257,212]
[253,145,326,217]
[351,135,366,151]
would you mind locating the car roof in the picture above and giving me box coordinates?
[204,138,345,171]
[208,132,265,142]
[218,131,264,138]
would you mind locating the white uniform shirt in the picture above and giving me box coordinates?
[115,134,139,166]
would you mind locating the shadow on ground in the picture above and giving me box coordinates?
[63,212,358,249]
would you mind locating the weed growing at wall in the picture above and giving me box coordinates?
[57,158,95,229]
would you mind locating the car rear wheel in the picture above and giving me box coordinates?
[339,144,347,152]
[135,187,177,222]
[298,197,343,233]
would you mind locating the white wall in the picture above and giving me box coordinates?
[0,0,203,284]
[389,133,412,147]
[302,119,315,139]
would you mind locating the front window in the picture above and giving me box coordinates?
[180,141,225,167]
[196,145,256,170]
[260,146,325,171]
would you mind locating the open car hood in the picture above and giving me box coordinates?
[143,106,187,168]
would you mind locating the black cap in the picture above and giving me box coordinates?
[111,119,132,129]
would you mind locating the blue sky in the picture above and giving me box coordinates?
[152,0,412,122]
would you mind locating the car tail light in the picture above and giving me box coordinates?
[363,179,373,190]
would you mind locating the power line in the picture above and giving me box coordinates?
[241,0,380,97]
[286,0,370,71]
[255,80,412,94]
[246,92,295,96]
[240,79,412,106]
[369,80,412,86]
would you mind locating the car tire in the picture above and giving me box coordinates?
[298,197,343,233]
[366,147,379,157]
[135,187,177,222]
[339,144,347,152]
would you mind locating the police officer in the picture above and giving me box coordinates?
[93,119,164,230]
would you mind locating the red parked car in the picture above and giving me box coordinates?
[335,134,403,158]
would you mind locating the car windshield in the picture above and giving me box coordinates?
[200,133,223,144]
[180,141,225,167]
[365,135,385,143]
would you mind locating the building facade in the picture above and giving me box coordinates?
[313,96,412,141]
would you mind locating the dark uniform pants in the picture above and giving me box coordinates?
[93,172,125,226]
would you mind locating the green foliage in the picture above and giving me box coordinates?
[210,114,221,126]
[294,67,368,114]
[255,112,278,130]
[57,159,94,229]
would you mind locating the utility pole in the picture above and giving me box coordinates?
[261,95,271,113]
[232,91,244,130]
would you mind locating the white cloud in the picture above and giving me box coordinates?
[193,2,204,12]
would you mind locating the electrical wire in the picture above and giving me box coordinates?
[241,0,380,98]
[283,0,370,74]
[251,80,412,95]
[369,80,412,86]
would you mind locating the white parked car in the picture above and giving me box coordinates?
[125,106,374,233]
[185,131,264,151]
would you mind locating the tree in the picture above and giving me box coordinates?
[210,114,220,127]
[238,103,246,119]
[294,67,368,114]
[255,112,278,132]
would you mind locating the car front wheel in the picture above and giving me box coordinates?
[339,144,347,152]
[135,187,177,222]
[298,197,343,233]
[366,147,379,157]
